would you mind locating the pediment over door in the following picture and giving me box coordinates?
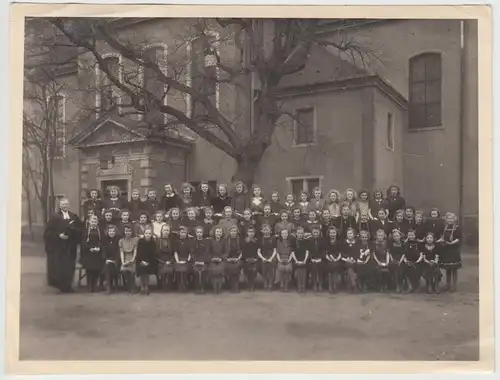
[70,118,145,148]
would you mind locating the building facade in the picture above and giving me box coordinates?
[22,18,478,246]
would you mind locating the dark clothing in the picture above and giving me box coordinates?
[304,220,321,235]
[370,219,392,238]
[422,244,440,262]
[179,196,195,214]
[202,219,216,237]
[425,218,445,238]
[174,238,193,261]
[260,236,277,260]
[211,196,231,215]
[386,195,406,221]
[168,219,181,236]
[283,201,296,215]
[143,199,160,219]
[239,219,257,240]
[250,197,265,215]
[342,239,360,260]
[373,241,389,263]
[321,221,333,239]
[389,241,405,262]
[102,197,126,221]
[369,198,388,218]
[226,237,241,259]
[335,216,357,238]
[81,228,103,272]
[182,218,199,237]
[270,201,285,215]
[102,235,121,262]
[133,222,151,238]
[157,236,174,263]
[195,192,212,210]
[209,238,227,259]
[241,238,259,260]
[99,219,115,237]
[160,193,181,213]
[308,238,324,259]
[116,221,134,238]
[414,222,426,241]
[290,217,306,234]
[127,199,145,222]
[257,214,278,234]
[440,224,462,269]
[293,238,310,262]
[136,238,157,276]
[324,239,342,259]
[83,198,103,218]
[43,211,82,292]
[357,220,371,236]
[401,218,415,237]
[192,238,211,263]
[405,240,422,262]
[231,193,250,215]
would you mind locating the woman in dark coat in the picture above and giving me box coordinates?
[324,226,342,293]
[257,223,277,290]
[81,215,104,293]
[225,226,243,293]
[388,230,406,293]
[385,185,406,222]
[191,226,211,293]
[209,226,227,294]
[403,229,423,292]
[127,188,145,222]
[160,183,181,214]
[102,225,121,293]
[43,198,83,293]
[174,226,193,292]
[157,224,175,291]
[83,189,103,219]
[195,181,214,217]
[241,226,260,292]
[135,227,157,295]
[211,184,232,218]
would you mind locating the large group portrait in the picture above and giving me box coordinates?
[4,2,494,375]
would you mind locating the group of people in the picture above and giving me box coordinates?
[43,181,463,296]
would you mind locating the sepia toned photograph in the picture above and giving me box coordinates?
[12,6,489,369]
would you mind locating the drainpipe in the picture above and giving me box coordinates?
[458,20,465,224]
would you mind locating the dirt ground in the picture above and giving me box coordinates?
[19,242,479,361]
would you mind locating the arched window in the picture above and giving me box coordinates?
[409,53,442,129]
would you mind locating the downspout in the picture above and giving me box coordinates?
[458,20,465,224]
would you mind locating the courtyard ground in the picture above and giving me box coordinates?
[19,241,479,361]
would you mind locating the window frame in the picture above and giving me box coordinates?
[186,31,221,118]
[386,111,395,151]
[408,52,442,131]
[286,175,324,196]
[95,53,124,117]
[292,106,317,147]
[47,93,67,160]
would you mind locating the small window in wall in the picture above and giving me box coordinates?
[294,107,315,145]
[287,177,322,198]
[386,112,394,151]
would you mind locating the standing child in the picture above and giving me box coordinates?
[160,183,181,215]
[269,191,284,215]
[308,226,325,292]
[192,226,211,294]
[173,226,193,292]
[401,207,416,238]
[336,204,357,239]
[202,207,216,237]
[386,185,406,222]
[136,227,157,295]
[306,187,325,217]
[217,206,239,237]
[239,208,257,240]
[179,183,196,216]
[290,207,305,236]
[276,229,293,292]
[391,210,406,240]
[320,209,333,239]
[257,204,278,236]
[324,226,342,293]
[195,181,213,216]
[119,226,138,294]
[134,212,152,239]
[403,229,423,292]
[116,209,133,238]
[257,223,277,290]
[152,210,166,238]
[283,193,296,215]
[356,190,370,222]
[439,212,462,292]
[84,208,96,229]
[291,226,309,293]
[184,207,199,238]
[343,189,358,218]
[100,210,115,237]
[128,189,145,222]
[144,189,160,220]
[357,211,371,238]
[225,225,242,293]
[421,232,442,294]
[369,189,388,220]
[341,228,359,292]
[83,189,103,219]
[81,215,103,293]
[373,229,391,293]
[241,226,259,292]
[209,227,226,294]
[388,229,406,293]
[250,185,265,216]
[304,210,321,238]
[298,191,309,216]
[157,224,175,291]
[324,189,341,219]
[425,208,445,239]
[356,230,373,293]
[211,184,231,218]
[274,209,295,238]
[414,210,426,242]
[167,207,182,237]
[102,186,125,222]
[369,209,392,239]
[102,225,121,294]
[231,181,249,218]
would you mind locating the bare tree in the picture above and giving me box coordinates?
[31,18,380,187]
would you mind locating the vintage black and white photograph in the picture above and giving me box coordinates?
[17,9,484,365]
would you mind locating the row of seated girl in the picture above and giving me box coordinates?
[83,183,407,223]
[80,210,462,295]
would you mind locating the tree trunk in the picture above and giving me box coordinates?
[232,153,262,189]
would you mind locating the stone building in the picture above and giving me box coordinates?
[22,18,478,246]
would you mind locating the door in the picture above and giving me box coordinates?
[101,179,129,201]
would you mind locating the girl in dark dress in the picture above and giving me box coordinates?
[167,207,182,237]
[81,216,103,293]
[143,189,160,220]
[102,186,126,222]
[401,207,416,237]
[257,204,278,237]
[403,229,423,292]
[209,226,227,294]
[174,227,193,292]
[250,185,265,216]
[291,226,309,293]
[136,227,157,295]
[421,232,442,294]
[83,189,103,219]
[306,187,326,217]
[269,191,285,215]
[290,207,305,237]
[157,224,175,291]
[133,212,152,239]
[324,226,342,293]
[283,193,296,215]
[239,208,257,240]
[298,191,310,217]
[184,207,199,238]
[336,204,357,239]
[304,210,321,238]
[414,210,426,242]
[102,225,121,294]
[226,225,242,293]
[388,230,406,293]
[308,226,325,292]
[274,209,294,238]
[257,223,277,290]
[369,189,388,220]
[231,181,249,218]
[211,184,231,219]
[116,209,133,238]
[372,229,391,293]
[241,226,259,292]
[127,189,145,222]
[179,183,196,216]
[369,208,392,239]
[191,226,211,294]
[439,212,462,292]
[386,185,406,222]
[276,229,294,292]
[195,181,213,216]
[356,229,373,293]
[391,209,406,240]
[100,210,115,238]
[425,208,445,240]
[202,207,216,238]
[341,228,359,292]
[160,183,181,214]
[324,189,341,219]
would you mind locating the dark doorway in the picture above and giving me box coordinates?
[101,179,129,201]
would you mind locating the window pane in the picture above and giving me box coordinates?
[409,104,426,129]
[410,82,426,104]
[425,54,441,81]
[387,112,394,150]
[306,178,320,194]
[425,80,441,103]
[426,103,442,127]
[296,108,314,144]
[291,179,304,198]
[410,57,426,82]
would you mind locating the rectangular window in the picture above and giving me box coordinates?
[48,95,65,159]
[294,107,315,145]
[188,34,219,118]
[142,45,168,125]
[98,55,122,113]
[288,177,322,198]
[386,112,394,151]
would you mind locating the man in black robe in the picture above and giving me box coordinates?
[43,198,83,293]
